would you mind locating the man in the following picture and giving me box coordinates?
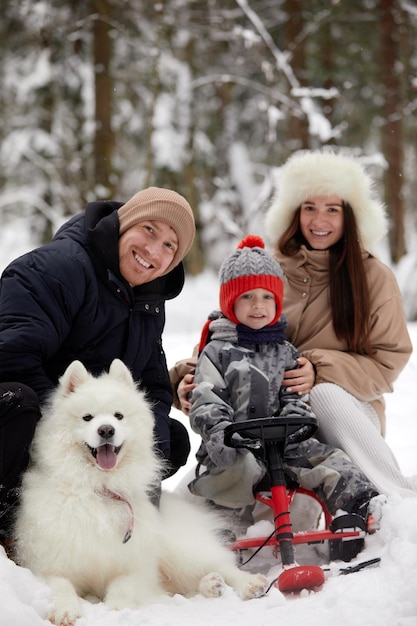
[0,186,195,538]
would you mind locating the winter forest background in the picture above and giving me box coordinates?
[1,0,417,317]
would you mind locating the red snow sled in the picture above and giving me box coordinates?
[224,416,368,594]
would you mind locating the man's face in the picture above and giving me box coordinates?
[118,220,178,286]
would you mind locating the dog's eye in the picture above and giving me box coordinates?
[82,414,94,422]
[114,412,124,421]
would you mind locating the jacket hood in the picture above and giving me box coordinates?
[53,200,185,301]
[264,150,388,252]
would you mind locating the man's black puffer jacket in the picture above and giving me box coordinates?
[0,200,185,459]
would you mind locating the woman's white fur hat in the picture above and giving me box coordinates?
[265,150,388,252]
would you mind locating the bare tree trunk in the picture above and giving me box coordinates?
[379,0,406,262]
[183,35,204,275]
[93,0,115,198]
[283,0,309,150]
[320,15,337,148]
[142,2,166,188]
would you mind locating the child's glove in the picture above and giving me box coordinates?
[206,429,237,468]
[279,400,315,420]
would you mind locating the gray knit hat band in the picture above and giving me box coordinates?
[220,244,284,285]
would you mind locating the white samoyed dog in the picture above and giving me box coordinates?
[14,359,267,625]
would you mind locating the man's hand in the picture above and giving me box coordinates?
[177,373,196,414]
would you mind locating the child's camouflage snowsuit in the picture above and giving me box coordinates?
[188,314,378,514]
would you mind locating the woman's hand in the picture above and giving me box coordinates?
[282,357,315,395]
[177,373,196,414]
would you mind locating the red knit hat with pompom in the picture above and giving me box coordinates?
[219,235,284,326]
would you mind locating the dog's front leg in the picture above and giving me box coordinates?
[105,571,166,611]
[44,575,82,626]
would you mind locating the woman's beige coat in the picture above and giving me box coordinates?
[275,245,412,435]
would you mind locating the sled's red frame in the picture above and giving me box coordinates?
[230,486,363,551]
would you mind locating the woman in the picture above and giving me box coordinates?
[174,150,415,497]
[264,149,414,496]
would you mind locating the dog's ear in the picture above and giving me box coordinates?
[109,359,136,388]
[60,360,90,395]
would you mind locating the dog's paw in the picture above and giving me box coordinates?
[199,572,226,598]
[239,573,269,600]
[48,605,82,626]
[44,577,82,625]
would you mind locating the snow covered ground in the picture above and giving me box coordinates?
[2,271,417,626]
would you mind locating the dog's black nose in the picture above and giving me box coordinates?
[98,424,115,440]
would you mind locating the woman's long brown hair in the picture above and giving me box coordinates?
[278,203,372,355]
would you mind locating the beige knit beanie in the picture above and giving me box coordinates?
[118,187,195,273]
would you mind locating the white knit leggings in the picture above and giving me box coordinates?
[309,383,415,497]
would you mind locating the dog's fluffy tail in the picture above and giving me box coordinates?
[158,492,267,599]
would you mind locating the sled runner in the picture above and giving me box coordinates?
[224,416,369,594]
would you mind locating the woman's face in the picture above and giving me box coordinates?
[299,194,344,250]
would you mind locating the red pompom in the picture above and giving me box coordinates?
[237,235,265,250]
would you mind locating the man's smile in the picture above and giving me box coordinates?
[134,253,153,269]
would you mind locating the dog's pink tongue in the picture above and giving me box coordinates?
[96,444,117,470]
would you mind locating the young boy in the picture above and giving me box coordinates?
[188,235,384,543]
